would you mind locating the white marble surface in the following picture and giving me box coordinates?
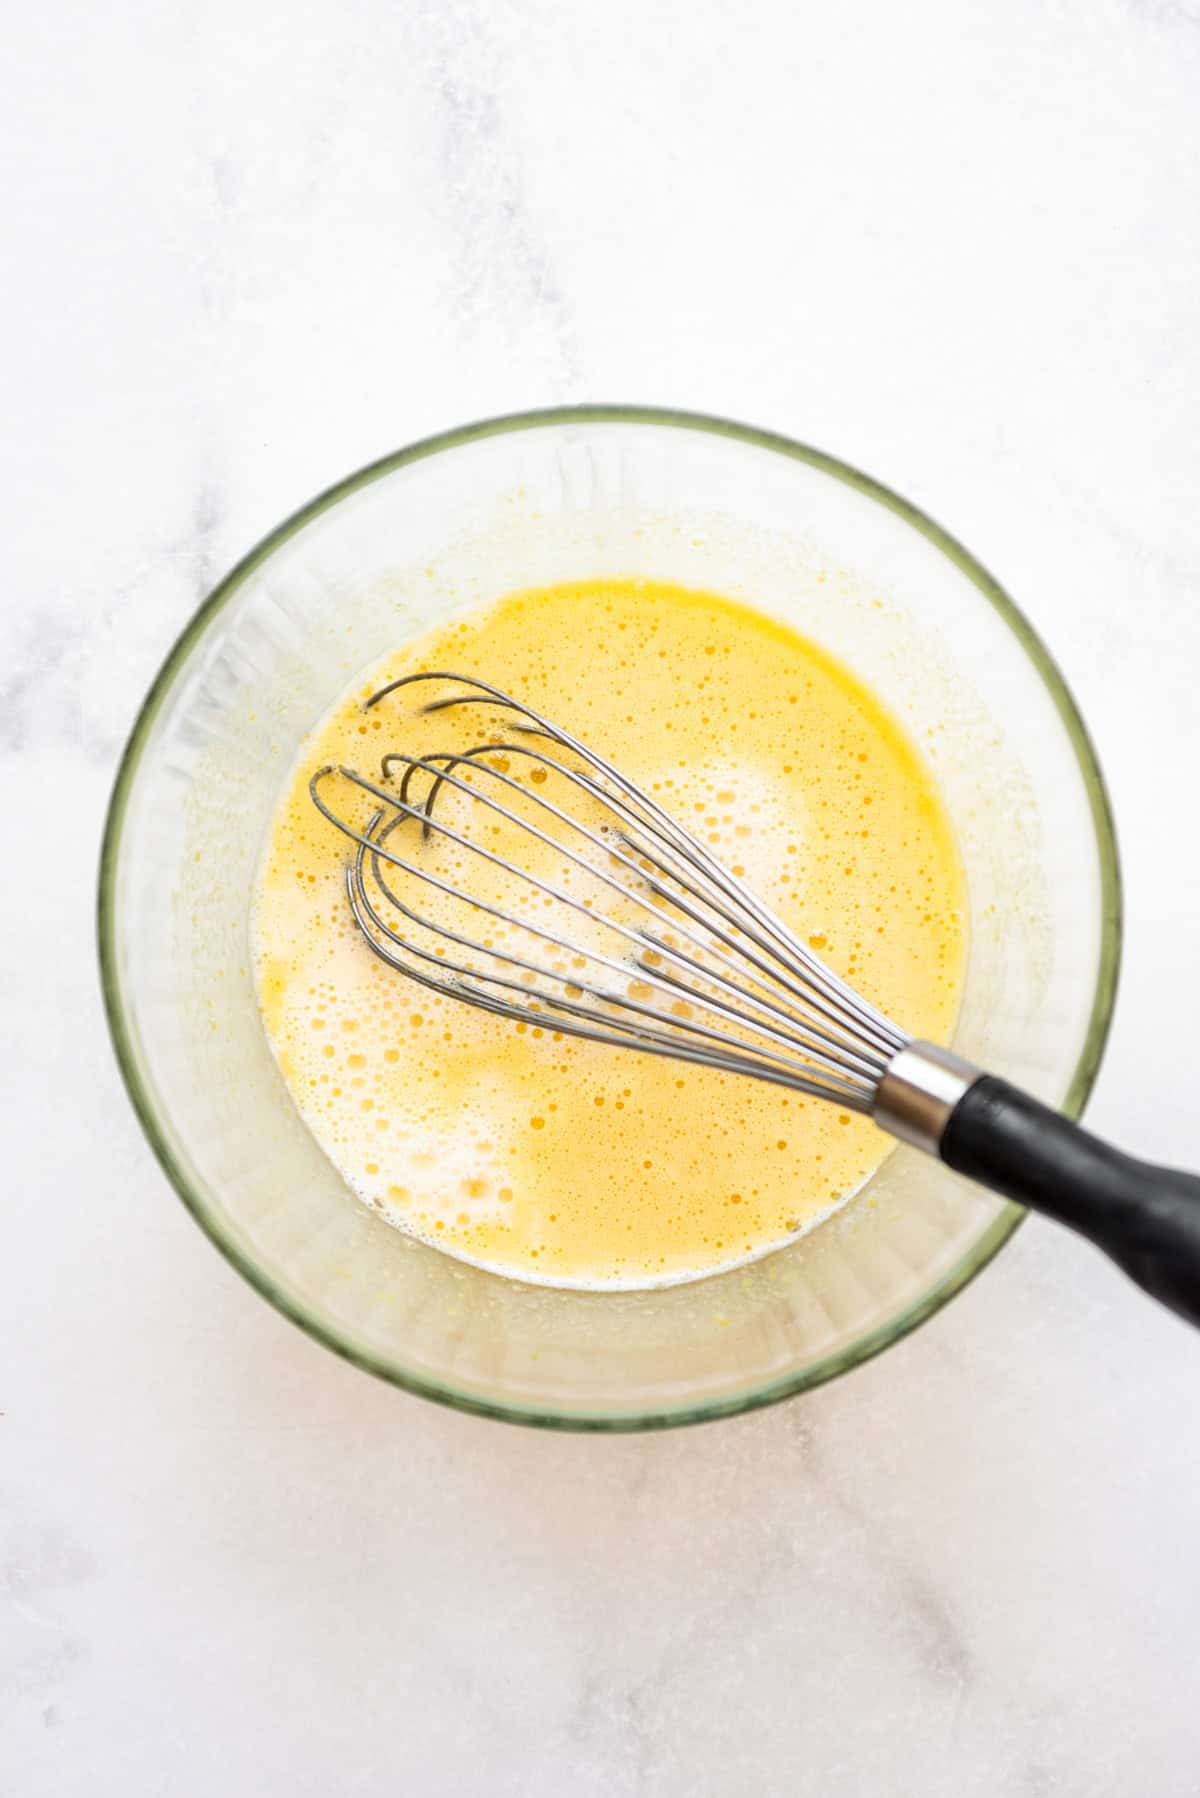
[5,0,1200,1790]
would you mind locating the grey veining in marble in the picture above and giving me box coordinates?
[4,0,1200,1792]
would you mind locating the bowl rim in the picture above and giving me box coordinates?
[97,403,1122,1431]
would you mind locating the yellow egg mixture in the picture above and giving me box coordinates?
[253,578,966,1288]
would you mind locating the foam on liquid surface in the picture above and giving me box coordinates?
[253,579,967,1288]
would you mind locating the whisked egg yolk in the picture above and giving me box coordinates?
[253,577,966,1288]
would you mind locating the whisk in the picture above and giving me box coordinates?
[310,672,1200,1327]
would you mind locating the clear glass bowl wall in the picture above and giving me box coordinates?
[100,410,1119,1427]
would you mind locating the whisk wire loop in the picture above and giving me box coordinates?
[308,673,910,1111]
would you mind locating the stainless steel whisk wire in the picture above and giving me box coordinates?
[309,672,907,1113]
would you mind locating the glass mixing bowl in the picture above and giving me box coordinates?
[99,407,1120,1429]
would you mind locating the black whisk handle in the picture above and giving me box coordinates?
[941,1077,1200,1329]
